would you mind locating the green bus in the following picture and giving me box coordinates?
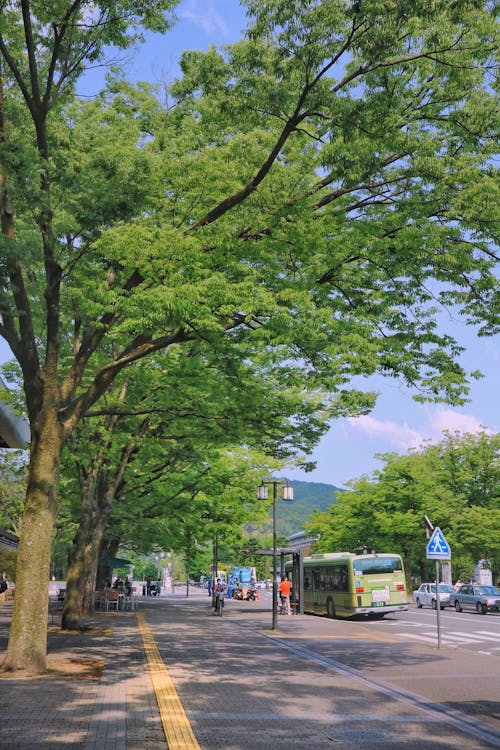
[287,552,409,618]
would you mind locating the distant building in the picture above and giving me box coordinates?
[287,530,320,555]
[0,377,29,448]
[474,559,493,586]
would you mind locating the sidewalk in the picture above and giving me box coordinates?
[0,597,166,750]
[0,589,499,749]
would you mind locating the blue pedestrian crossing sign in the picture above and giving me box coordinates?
[426,527,451,560]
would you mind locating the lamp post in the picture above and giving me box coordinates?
[155,552,165,586]
[257,479,293,630]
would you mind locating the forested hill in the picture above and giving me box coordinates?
[276,480,343,538]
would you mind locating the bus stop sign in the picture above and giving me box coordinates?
[426,527,451,560]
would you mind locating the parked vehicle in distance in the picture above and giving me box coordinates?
[451,584,500,615]
[413,583,455,610]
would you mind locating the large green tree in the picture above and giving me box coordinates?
[0,0,182,672]
[0,0,498,672]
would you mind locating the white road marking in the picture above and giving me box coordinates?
[438,634,485,643]
[449,630,499,641]
[398,633,444,644]
[396,627,499,648]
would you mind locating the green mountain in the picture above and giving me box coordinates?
[250,479,342,539]
[278,480,343,538]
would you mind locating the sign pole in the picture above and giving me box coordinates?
[426,524,451,650]
[435,560,441,648]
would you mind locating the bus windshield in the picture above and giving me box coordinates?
[353,556,403,575]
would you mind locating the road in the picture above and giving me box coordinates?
[255,587,500,655]
[376,605,500,655]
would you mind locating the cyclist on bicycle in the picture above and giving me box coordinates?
[214,578,226,614]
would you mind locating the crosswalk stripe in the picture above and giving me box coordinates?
[449,631,499,641]
[398,633,443,644]
[440,634,485,643]
[397,632,489,645]
[397,627,500,647]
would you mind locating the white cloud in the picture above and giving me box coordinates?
[345,415,424,451]
[424,406,491,436]
[346,406,491,453]
[179,0,230,36]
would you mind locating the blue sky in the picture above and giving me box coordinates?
[1,0,498,488]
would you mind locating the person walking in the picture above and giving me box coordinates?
[278,574,292,615]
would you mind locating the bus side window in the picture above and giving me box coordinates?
[331,568,339,591]
[326,567,334,591]
[339,565,348,592]
[313,569,321,590]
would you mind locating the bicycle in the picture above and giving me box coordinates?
[277,596,289,615]
[277,596,299,615]
[214,592,224,616]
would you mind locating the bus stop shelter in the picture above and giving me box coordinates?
[248,547,304,614]
[0,377,30,449]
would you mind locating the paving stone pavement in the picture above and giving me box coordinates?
[0,600,166,750]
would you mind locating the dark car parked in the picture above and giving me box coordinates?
[451,584,500,615]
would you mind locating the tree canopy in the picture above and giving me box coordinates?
[0,0,498,672]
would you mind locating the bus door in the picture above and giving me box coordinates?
[312,568,322,610]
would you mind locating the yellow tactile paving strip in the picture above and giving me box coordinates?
[137,611,201,750]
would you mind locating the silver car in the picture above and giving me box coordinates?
[452,584,500,615]
[413,583,455,610]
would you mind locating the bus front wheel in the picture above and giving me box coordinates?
[326,597,336,618]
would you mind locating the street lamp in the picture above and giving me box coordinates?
[257,479,293,630]
[155,552,165,581]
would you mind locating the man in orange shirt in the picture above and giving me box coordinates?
[278,574,292,615]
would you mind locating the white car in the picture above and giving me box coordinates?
[413,583,455,610]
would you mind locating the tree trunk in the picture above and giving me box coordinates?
[61,399,139,629]
[1,413,62,673]
[61,522,103,630]
[82,552,100,615]
[61,468,111,630]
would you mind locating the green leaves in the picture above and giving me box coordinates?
[308,431,499,581]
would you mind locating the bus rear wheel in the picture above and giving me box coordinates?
[326,597,336,618]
